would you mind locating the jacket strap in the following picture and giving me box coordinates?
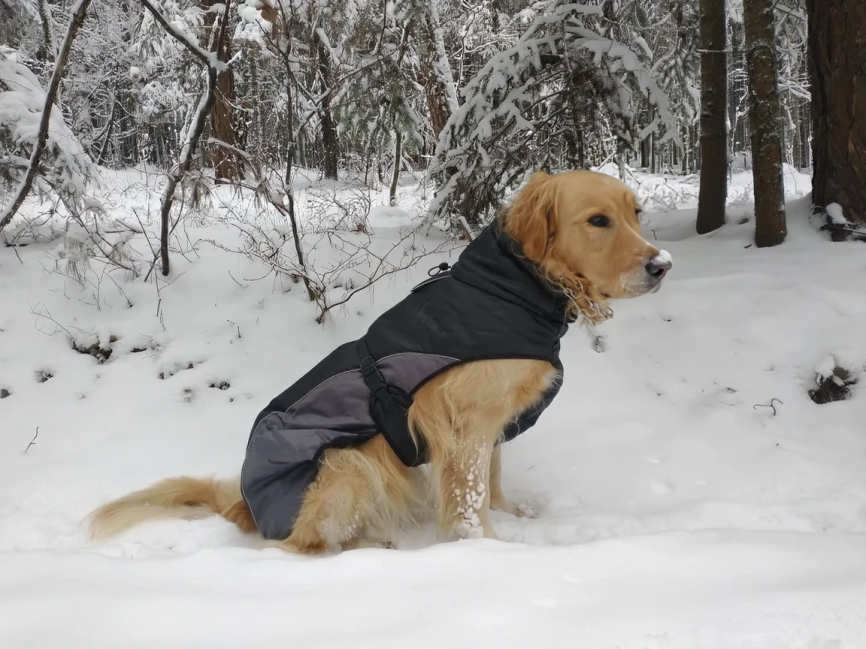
[358,339,428,467]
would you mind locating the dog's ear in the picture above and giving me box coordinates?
[503,171,558,261]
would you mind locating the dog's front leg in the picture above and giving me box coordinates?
[434,429,498,541]
[489,445,537,518]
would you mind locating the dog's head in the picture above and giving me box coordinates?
[502,169,672,321]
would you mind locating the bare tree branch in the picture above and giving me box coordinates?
[142,0,233,275]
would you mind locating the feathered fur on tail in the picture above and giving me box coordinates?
[87,476,257,539]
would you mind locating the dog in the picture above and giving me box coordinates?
[87,169,672,553]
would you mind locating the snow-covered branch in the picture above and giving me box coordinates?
[428,1,680,227]
[136,0,212,67]
[143,0,234,276]
[0,0,93,234]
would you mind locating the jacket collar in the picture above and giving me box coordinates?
[450,221,574,326]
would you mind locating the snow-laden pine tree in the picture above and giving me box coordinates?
[325,0,428,184]
[0,52,93,210]
[0,0,96,233]
[428,0,681,227]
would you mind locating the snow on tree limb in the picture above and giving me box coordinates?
[428,1,680,226]
[0,0,93,234]
[140,0,234,276]
[566,24,680,145]
[137,0,213,68]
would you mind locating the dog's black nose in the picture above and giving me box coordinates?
[645,256,672,279]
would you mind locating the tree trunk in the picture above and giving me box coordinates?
[799,100,811,170]
[696,0,728,235]
[419,1,459,137]
[744,0,787,247]
[781,93,793,165]
[96,98,118,166]
[137,0,233,276]
[807,0,866,224]
[0,0,93,234]
[282,84,315,304]
[316,35,339,180]
[390,131,403,207]
[276,21,315,303]
[202,0,238,182]
[650,130,656,174]
[36,0,55,63]
[790,94,802,171]
[210,36,238,181]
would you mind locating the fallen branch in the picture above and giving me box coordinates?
[25,427,40,454]
[753,398,783,416]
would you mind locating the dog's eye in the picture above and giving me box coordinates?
[588,215,610,228]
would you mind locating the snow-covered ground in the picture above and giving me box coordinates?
[2,165,866,648]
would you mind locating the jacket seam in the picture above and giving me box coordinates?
[408,354,557,396]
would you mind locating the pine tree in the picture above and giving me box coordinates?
[743,0,786,247]
[807,0,866,225]
[696,0,728,235]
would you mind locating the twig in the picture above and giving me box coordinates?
[316,229,453,323]
[457,214,476,240]
[753,398,783,416]
[30,304,89,339]
[25,427,39,454]
[5,241,24,264]
[103,270,134,308]
[228,270,248,289]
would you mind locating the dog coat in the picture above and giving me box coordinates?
[241,222,575,540]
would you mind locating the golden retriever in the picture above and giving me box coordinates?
[87,169,671,553]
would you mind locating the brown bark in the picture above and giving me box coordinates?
[421,70,452,137]
[696,0,728,235]
[137,0,232,276]
[807,0,866,224]
[37,0,54,63]
[317,36,339,180]
[0,0,92,234]
[389,131,402,206]
[744,0,787,247]
[202,0,238,182]
[419,6,456,137]
[789,93,802,170]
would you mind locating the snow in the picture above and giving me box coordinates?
[432,5,687,222]
[3,167,866,647]
[0,55,92,197]
[655,248,673,264]
[815,356,840,380]
[826,203,847,224]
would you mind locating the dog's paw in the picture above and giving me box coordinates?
[512,502,538,519]
[342,535,398,551]
[491,498,538,519]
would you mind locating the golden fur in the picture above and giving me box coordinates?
[87,169,667,553]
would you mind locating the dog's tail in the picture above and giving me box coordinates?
[87,476,257,540]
